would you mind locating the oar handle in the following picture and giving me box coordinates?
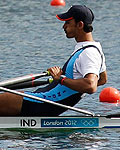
[6,78,53,90]
[0,71,50,87]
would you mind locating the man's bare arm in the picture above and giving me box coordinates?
[48,66,98,94]
[98,70,107,86]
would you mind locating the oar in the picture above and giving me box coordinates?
[6,78,53,90]
[0,86,95,116]
[0,71,50,87]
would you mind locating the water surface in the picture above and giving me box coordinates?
[0,0,120,149]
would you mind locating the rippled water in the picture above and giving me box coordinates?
[0,0,120,149]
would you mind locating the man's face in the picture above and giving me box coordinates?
[63,19,78,38]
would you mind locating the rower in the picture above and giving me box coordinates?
[0,5,107,116]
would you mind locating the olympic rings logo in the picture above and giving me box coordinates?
[80,119,97,126]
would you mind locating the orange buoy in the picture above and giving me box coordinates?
[99,87,120,103]
[50,0,66,6]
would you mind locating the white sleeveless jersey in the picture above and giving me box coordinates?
[73,41,106,79]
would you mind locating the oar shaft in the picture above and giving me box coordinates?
[0,71,49,87]
[7,80,49,90]
[6,78,53,90]
[0,86,95,116]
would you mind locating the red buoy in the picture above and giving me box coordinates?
[50,0,66,6]
[99,87,120,103]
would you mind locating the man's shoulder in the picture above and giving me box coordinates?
[83,42,101,49]
[75,41,102,50]
[82,42,102,54]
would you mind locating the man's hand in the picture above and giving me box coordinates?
[47,66,63,81]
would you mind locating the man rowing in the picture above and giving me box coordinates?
[0,5,107,116]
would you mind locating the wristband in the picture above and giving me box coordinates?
[59,75,67,85]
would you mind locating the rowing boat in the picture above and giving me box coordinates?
[0,116,120,129]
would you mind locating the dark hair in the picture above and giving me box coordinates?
[74,18,93,33]
[83,24,93,33]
